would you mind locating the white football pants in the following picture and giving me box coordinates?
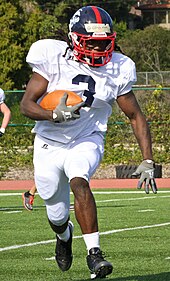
[33,134,104,226]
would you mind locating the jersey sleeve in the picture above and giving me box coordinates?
[26,39,65,81]
[0,88,5,104]
[117,58,137,96]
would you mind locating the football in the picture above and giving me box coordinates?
[39,90,83,110]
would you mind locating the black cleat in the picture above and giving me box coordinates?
[86,247,113,279]
[55,221,74,271]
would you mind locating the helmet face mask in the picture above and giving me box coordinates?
[69,32,116,66]
[69,6,116,67]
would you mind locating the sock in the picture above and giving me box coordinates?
[57,226,70,242]
[83,232,100,254]
[29,192,35,196]
[25,191,32,197]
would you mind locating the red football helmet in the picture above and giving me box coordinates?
[69,6,116,67]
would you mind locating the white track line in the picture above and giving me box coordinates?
[0,193,37,196]
[138,209,154,212]
[0,190,170,196]
[96,195,170,203]
[1,195,170,212]
[93,191,170,194]
[5,211,22,214]
[0,222,170,252]
[45,256,55,260]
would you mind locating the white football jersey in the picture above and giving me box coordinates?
[0,88,5,104]
[26,39,137,143]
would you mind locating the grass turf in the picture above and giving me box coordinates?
[0,189,170,281]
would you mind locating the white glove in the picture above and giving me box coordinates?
[0,128,5,137]
[131,160,158,194]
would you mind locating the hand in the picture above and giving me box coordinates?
[131,160,158,194]
[52,93,85,123]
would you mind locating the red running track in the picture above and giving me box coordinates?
[0,178,170,190]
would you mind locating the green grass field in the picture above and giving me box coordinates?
[0,189,170,281]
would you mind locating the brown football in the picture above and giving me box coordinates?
[40,90,83,110]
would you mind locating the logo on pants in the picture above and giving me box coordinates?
[42,144,48,149]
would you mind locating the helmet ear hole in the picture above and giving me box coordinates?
[69,6,116,67]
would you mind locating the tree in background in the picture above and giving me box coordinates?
[1,0,169,89]
[0,0,24,89]
[118,25,170,72]
[0,0,69,89]
[36,0,137,23]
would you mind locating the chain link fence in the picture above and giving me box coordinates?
[136,71,170,86]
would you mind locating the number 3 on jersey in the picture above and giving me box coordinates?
[72,74,96,106]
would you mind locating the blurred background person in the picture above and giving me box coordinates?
[22,184,37,211]
[0,88,11,137]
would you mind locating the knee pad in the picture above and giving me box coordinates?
[48,217,69,234]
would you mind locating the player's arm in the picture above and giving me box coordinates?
[0,102,11,128]
[116,91,157,194]
[0,102,11,136]
[20,72,84,123]
[116,90,153,160]
[20,72,53,121]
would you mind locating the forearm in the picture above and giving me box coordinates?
[20,72,52,121]
[130,113,153,160]
[1,107,11,129]
[20,100,53,121]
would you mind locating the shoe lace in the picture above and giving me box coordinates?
[95,250,106,259]
[93,247,105,256]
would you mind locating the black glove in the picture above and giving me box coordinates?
[52,93,85,123]
[131,160,158,194]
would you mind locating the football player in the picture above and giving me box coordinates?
[22,127,37,211]
[0,88,11,137]
[20,6,157,279]
[22,184,37,211]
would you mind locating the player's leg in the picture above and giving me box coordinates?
[45,174,73,272]
[33,135,73,271]
[65,134,113,279]
[65,134,103,234]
